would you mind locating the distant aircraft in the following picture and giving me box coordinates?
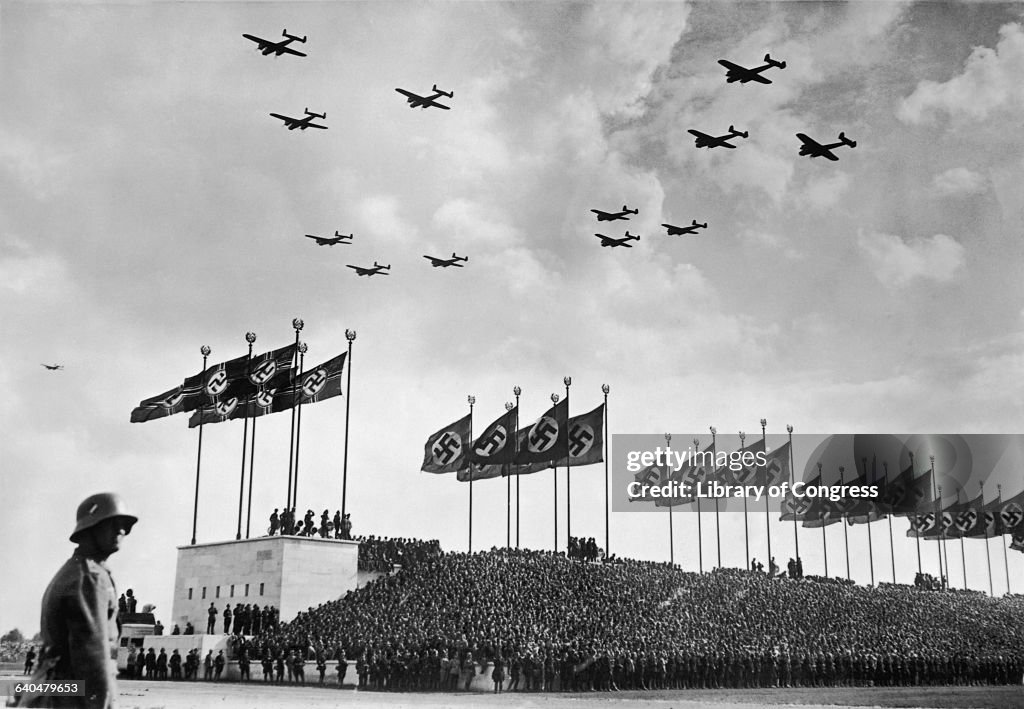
[41,364,64,371]
[269,108,328,130]
[395,84,453,110]
[347,261,391,276]
[796,132,857,161]
[662,220,708,236]
[595,231,640,248]
[423,253,468,268]
[718,54,786,84]
[242,29,308,57]
[305,231,353,246]
[590,205,639,222]
[689,125,749,149]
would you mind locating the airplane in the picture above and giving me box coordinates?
[347,261,391,276]
[41,363,64,371]
[595,231,640,248]
[305,231,353,246]
[796,131,857,161]
[590,205,638,221]
[395,84,453,110]
[662,220,708,236]
[718,53,786,84]
[688,125,749,149]
[423,252,468,268]
[242,29,308,57]
[269,108,328,130]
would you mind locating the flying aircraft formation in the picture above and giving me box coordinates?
[662,220,707,236]
[688,125,749,149]
[41,364,64,371]
[395,84,454,110]
[243,29,308,57]
[595,231,640,248]
[305,231,353,246]
[718,53,786,84]
[423,253,468,268]
[270,108,328,130]
[347,262,391,277]
[797,132,858,161]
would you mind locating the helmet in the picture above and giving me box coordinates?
[70,492,138,542]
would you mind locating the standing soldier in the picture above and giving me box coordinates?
[269,508,280,535]
[206,602,217,634]
[222,604,232,634]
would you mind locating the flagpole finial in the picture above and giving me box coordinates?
[739,431,745,444]
[468,395,475,406]
[786,424,793,434]
[564,376,572,387]
[513,385,521,396]
[551,393,559,404]
[345,329,356,342]
[760,418,766,428]
[817,461,823,473]
[298,342,308,354]
[601,384,609,395]
[200,345,211,357]
[665,433,671,445]
[693,438,700,448]
[292,318,304,332]
[505,402,514,411]
[709,426,716,435]
[245,332,257,344]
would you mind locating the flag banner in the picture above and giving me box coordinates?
[180,352,250,411]
[514,398,569,465]
[467,406,518,465]
[130,385,191,423]
[628,463,670,504]
[906,511,940,538]
[293,352,346,406]
[1010,533,1024,553]
[656,443,715,508]
[995,489,1024,534]
[879,464,915,515]
[228,367,296,422]
[421,413,472,474]
[723,438,766,487]
[551,403,606,468]
[247,343,297,387]
[763,441,792,487]
[187,395,246,428]
[952,495,985,536]
[780,474,819,522]
[456,462,507,482]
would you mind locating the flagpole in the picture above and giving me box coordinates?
[884,462,896,584]
[840,466,850,581]
[957,486,967,590]
[939,480,951,589]
[981,481,993,596]
[862,457,875,587]
[191,345,210,545]
[910,452,921,577]
[286,318,303,512]
[505,401,514,549]
[818,462,828,578]
[739,431,749,571]
[236,332,255,540]
[665,433,674,565]
[551,392,560,552]
[997,484,1010,594]
[246,413,257,539]
[711,426,721,568]
[292,342,308,511]
[514,385,522,549]
[340,329,356,523]
[694,437,703,574]
[564,376,572,552]
[468,395,475,554]
[602,384,610,559]
[931,458,945,588]
[761,419,771,573]
[788,426,799,571]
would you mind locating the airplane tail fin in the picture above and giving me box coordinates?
[839,132,857,148]
[765,53,786,69]
[691,219,699,226]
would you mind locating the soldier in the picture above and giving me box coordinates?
[268,508,280,535]
[206,602,217,634]
[169,649,182,680]
[214,650,225,680]
[222,604,232,634]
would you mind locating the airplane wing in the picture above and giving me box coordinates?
[423,255,440,265]
[720,141,738,149]
[243,34,270,49]
[304,235,323,243]
[423,99,450,110]
[796,133,820,150]
[744,73,772,84]
[304,123,328,130]
[687,129,709,140]
[277,45,307,58]
[347,265,367,274]
[395,88,423,103]
[820,149,840,161]
[717,59,747,77]
[270,113,297,128]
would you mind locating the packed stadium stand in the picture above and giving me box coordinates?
[243,543,1024,691]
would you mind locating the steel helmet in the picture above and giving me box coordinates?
[70,492,138,542]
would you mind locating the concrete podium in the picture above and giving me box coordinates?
[170,535,359,629]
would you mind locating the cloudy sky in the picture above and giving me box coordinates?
[2,1,1023,635]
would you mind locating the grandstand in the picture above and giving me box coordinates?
[250,546,1024,691]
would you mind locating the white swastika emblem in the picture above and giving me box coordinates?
[568,424,594,458]
[206,369,228,396]
[528,416,559,453]
[432,432,462,466]
[302,368,328,397]
[474,425,507,457]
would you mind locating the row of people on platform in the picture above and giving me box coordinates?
[124,647,226,681]
[268,508,352,539]
[206,603,280,636]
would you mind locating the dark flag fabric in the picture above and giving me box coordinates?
[467,406,518,466]
[879,464,915,515]
[421,413,472,474]
[995,489,1024,535]
[780,473,819,522]
[897,469,935,517]
[655,443,715,508]
[228,367,296,422]
[293,353,346,406]
[1011,533,1024,553]
[515,398,569,465]
[906,510,940,538]
[551,403,605,467]
[187,394,247,428]
[952,495,986,537]
[457,462,507,482]
[763,442,791,487]
[723,439,766,487]
[247,344,297,387]
[180,353,251,411]
[130,386,190,423]
[629,462,668,504]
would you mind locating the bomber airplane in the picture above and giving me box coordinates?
[347,261,391,276]
[269,108,328,130]
[796,132,857,161]
[718,54,786,84]
[41,363,64,371]
[689,125,749,149]
[662,220,708,236]
[242,29,308,57]
[595,231,640,248]
[395,84,453,110]
[305,231,353,246]
[590,205,638,221]
[423,253,468,268]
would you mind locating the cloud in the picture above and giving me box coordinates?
[930,167,987,197]
[857,231,966,287]
[898,22,1024,125]
[798,171,851,210]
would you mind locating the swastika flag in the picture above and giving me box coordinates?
[421,413,472,474]
[550,403,605,468]
[515,398,569,465]
[467,406,518,465]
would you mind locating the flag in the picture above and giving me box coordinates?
[628,462,667,504]
[501,428,551,477]
[1010,533,1024,553]
[994,488,1024,535]
[896,469,935,517]
[180,352,251,411]
[293,353,346,406]
[952,494,986,537]
[457,462,507,482]
[906,511,939,537]
[130,385,190,423]
[246,343,297,387]
[515,398,569,465]
[723,438,766,487]
[780,473,818,522]
[467,406,518,466]
[843,461,886,525]
[655,443,715,508]
[187,395,246,428]
[551,403,605,467]
[228,367,296,421]
[879,464,915,515]
[421,413,472,474]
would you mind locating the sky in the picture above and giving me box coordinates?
[2,0,1023,636]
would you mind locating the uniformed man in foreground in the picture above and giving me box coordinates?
[16,493,137,708]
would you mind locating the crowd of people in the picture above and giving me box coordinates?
[237,546,1022,692]
[267,508,352,539]
[356,535,443,572]
[205,603,280,636]
[567,536,601,562]
[124,646,228,681]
